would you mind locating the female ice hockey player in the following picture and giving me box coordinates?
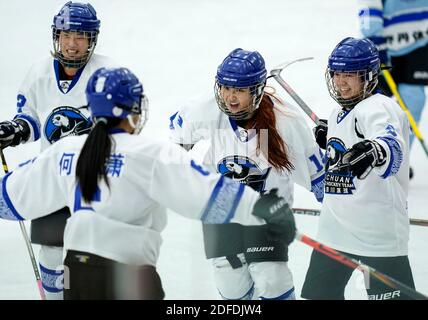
[0,2,117,299]
[302,37,415,300]
[169,48,325,300]
[0,67,297,300]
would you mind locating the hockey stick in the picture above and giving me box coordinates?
[270,57,321,125]
[292,208,428,227]
[296,231,428,300]
[381,66,428,158]
[0,150,46,300]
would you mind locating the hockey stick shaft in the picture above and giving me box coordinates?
[296,231,428,300]
[381,66,428,157]
[0,150,46,300]
[292,208,428,227]
[270,57,321,125]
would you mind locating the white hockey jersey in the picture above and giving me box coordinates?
[0,132,264,266]
[15,54,117,150]
[169,94,325,205]
[318,93,410,257]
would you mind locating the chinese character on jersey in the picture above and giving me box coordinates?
[106,153,125,177]
[59,153,75,176]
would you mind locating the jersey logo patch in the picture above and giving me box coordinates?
[44,106,92,144]
[217,155,270,193]
[337,109,351,124]
[325,138,356,195]
[59,81,71,93]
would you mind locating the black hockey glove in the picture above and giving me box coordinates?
[0,119,30,148]
[342,139,387,179]
[313,119,328,150]
[252,189,296,245]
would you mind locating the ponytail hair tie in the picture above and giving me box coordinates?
[94,117,108,126]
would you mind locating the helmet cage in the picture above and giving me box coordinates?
[325,68,378,109]
[51,2,100,69]
[52,28,98,69]
[122,94,149,134]
[214,81,265,120]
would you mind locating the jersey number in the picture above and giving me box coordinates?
[73,184,101,212]
[309,150,324,173]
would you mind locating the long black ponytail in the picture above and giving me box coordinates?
[76,117,121,203]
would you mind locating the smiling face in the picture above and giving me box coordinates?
[58,31,90,61]
[219,86,252,115]
[332,71,364,99]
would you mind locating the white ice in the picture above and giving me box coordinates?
[0,0,426,299]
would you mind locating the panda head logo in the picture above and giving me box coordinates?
[44,106,92,144]
[218,155,271,193]
[326,138,350,174]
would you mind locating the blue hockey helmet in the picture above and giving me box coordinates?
[52,2,100,69]
[215,48,267,120]
[86,67,148,132]
[326,37,380,108]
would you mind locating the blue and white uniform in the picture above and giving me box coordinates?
[12,53,117,299]
[170,94,324,300]
[358,0,428,56]
[319,93,410,256]
[170,95,325,203]
[0,132,264,265]
[15,54,117,150]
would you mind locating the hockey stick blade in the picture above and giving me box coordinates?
[270,57,314,77]
[292,208,428,227]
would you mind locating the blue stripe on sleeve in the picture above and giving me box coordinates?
[384,11,428,27]
[0,173,25,221]
[359,8,383,18]
[201,176,245,224]
[14,113,41,141]
[378,137,403,179]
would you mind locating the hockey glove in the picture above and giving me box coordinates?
[313,119,328,150]
[0,119,30,148]
[342,139,387,179]
[252,189,296,245]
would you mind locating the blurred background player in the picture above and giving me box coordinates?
[0,2,117,299]
[169,48,324,300]
[0,67,296,300]
[358,0,428,178]
[305,37,415,300]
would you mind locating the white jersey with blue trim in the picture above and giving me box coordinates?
[0,132,262,266]
[169,94,325,205]
[358,0,428,55]
[318,93,410,257]
[14,54,117,150]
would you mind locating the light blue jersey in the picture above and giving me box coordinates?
[359,0,428,56]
